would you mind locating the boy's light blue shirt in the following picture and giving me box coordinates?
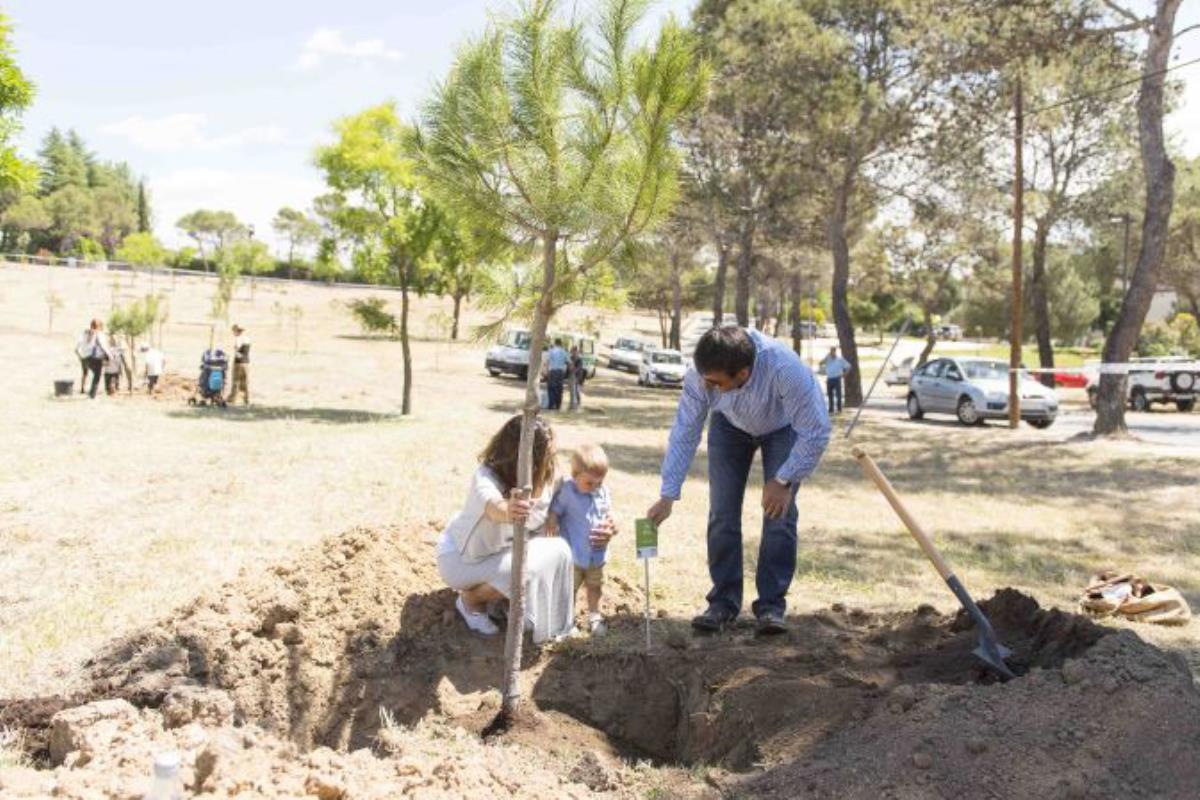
[550,478,612,568]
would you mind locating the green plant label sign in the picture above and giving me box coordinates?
[635,518,658,559]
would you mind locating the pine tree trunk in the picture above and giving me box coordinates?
[918,307,936,365]
[400,261,413,415]
[827,182,863,407]
[711,240,729,327]
[452,292,463,340]
[734,222,754,327]
[1031,220,1055,387]
[1095,0,1182,435]
[497,231,557,726]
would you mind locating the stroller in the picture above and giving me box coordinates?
[188,348,228,407]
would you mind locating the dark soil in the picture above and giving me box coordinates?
[3,525,1198,799]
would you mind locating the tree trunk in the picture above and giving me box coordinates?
[669,254,682,351]
[918,307,936,365]
[1030,219,1055,387]
[1009,74,1025,429]
[1095,0,1182,436]
[711,240,729,327]
[734,221,754,327]
[399,262,413,415]
[789,272,802,354]
[827,183,863,407]
[451,292,463,340]
[496,231,557,727]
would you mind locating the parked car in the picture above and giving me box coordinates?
[818,323,838,339]
[638,348,686,388]
[935,324,963,341]
[607,336,647,372]
[486,328,532,379]
[884,356,915,386]
[487,329,597,380]
[907,357,1058,428]
[1085,356,1199,412]
[1051,370,1089,389]
[793,320,818,339]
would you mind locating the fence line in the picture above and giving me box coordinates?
[0,253,407,294]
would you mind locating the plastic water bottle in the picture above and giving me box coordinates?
[144,751,183,800]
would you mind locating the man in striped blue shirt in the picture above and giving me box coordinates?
[646,326,831,635]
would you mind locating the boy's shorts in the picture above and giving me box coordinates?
[574,563,605,592]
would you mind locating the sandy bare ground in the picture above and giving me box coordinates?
[1,260,1198,704]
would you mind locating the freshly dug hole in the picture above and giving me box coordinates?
[532,590,1111,770]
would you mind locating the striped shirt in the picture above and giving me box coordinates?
[660,329,832,500]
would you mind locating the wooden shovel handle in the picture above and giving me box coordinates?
[851,446,953,582]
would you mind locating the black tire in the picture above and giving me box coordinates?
[906,393,924,420]
[1131,389,1150,412]
[956,395,982,426]
[1087,387,1098,410]
[518,368,528,382]
[1177,399,1196,413]
[1170,371,1196,393]
[1028,418,1054,429]
[488,369,501,377]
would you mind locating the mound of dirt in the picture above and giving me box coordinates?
[2,524,1197,799]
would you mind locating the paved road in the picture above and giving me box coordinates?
[855,393,1200,454]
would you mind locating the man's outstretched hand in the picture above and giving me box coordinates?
[762,481,791,519]
[646,497,674,526]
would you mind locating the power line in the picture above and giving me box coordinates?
[1025,54,1200,117]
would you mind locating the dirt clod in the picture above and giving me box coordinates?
[912,752,933,770]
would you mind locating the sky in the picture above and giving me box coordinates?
[6,0,1199,255]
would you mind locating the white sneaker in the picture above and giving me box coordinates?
[456,595,499,635]
[589,615,608,637]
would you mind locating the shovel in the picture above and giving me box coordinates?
[851,446,1015,680]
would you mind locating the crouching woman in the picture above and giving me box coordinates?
[437,414,575,643]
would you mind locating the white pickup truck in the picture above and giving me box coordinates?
[1085,356,1199,412]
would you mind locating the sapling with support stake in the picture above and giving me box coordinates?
[418,0,707,731]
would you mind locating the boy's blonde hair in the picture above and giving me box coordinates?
[570,443,608,476]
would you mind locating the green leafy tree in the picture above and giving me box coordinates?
[45,185,97,253]
[115,231,167,266]
[225,237,274,298]
[272,206,322,278]
[176,209,245,272]
[108,294,164,386]
[136,180,151,233]
[346,296,398,336]
[94,184,137,256]
[316,103,442,415]
[418,0,706,725]
[0,193,50,250]
[0,13,35,192]
[37,128,88,195]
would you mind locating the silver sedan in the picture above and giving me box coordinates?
[906,358,1058,428]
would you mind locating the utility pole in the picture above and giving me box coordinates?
[1009,74,1024,430]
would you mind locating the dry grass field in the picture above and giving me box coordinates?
[1,260,1198,703]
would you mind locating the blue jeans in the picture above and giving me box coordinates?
[706,412,799,618]
[547,369,565,409]
[826,376,843,413]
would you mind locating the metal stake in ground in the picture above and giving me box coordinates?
[851,447,1015,680]
[844,316,911,440]
[635,518,659,653]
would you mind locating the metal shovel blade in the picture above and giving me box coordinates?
[946,575,1016,680]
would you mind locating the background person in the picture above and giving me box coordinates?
[79,320,111,399]
[568,344,586,410]
[545,338,568,410]
[646,326,831,635]
[141,344,165,394]
[227,324,251,405]
[822,346,852,414]
[104,340,127,395]
[436,414,576,643]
